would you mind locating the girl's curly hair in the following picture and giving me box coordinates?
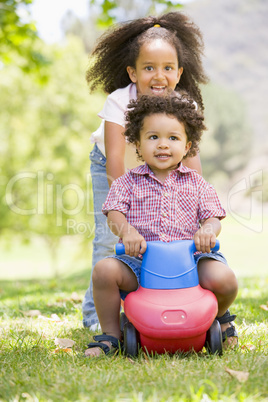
[124,93,206,159]
[86,12,208,110]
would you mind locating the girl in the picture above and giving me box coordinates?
[82,11,209,330]
[85,94,238,357]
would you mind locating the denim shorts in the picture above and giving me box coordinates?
[109,251,227,300]
[194,251,227,266]
[108,255,143,300]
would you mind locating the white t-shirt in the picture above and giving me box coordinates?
[91,83,137,157]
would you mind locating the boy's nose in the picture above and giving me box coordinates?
[157,140,168,148]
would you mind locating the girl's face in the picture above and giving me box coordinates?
[127,39,183,96]
[136,113,191,181]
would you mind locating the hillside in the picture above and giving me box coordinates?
[185,0,268,156]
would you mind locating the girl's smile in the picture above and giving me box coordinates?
[137,113,191,182]
[127,39,183,96]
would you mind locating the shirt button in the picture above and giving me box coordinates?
[162,212,167,217]
[164,192,169,197]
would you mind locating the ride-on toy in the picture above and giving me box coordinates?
[115,240,223,356]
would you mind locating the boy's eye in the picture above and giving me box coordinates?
[145,66,153,71]
[169,136,178,141]
[149,135,158,140]
[165,66,172,71]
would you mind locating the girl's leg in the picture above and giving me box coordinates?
[85,258,138,357]
[82,145,118,329]
[198,259,238,347]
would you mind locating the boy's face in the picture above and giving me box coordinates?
[137,113,191,180]
[126,39,183,96]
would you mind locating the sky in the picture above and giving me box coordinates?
[30,0,90,43]
[30,0,195,43]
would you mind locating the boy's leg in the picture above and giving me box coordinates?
[85,257,138,357]
[197,259,238,347]
[82,146,118,329]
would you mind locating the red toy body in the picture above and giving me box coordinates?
[125,285,218,354]
[116,240,222,355]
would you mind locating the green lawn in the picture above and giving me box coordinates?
[0,217,267,401]
[0,274,267,401]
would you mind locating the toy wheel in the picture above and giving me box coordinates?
[123,322,139,357]
[120,312,129,333]
[205,319,223,355]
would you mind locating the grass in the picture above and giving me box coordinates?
[0,216,267,400]
[0,272,267,401]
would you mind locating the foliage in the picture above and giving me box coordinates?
[62,0,184,53]
[200,83,252,186]
[89,0,183,27]
[247,171,268,203]
[186,0,268,156]
[0,37,105,266]
[0,0,260,268]
[0,37,255,265]
[0,274,267,401]
[61,10,102,54]
[0,0,49,75]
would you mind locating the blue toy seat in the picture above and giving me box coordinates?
[140,240,199,289]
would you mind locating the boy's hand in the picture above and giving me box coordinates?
[194,229,216,253]
[194,217,221,253]
[107,211,147,257]
[122,227,147,257]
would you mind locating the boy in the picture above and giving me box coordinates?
[85,94,238,357]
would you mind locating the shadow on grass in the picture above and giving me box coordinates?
[234,297,268,324]
[230,277,268,325]
[0,267,91,299]
[0,267,92,317]
[0,273,267,325]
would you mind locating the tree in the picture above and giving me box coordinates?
[89,0,183,27]
[200,83,252,189]
[62,0,183,54]
[0,0,49,75]
[0,37,104,272]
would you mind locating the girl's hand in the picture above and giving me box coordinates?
[122,227,147,257]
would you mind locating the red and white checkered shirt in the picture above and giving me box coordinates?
[102,163,226,242]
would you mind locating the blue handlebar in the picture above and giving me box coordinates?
[115,239,220,289]
[212,239,220,252]
[114,243,127,255]
[115,239,220,255]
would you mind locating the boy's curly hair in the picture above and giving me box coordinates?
[86,12,208,110]
[124,93,206,159]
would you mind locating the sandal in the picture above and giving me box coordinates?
[217,309,238,346]
[86,334,123,356]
